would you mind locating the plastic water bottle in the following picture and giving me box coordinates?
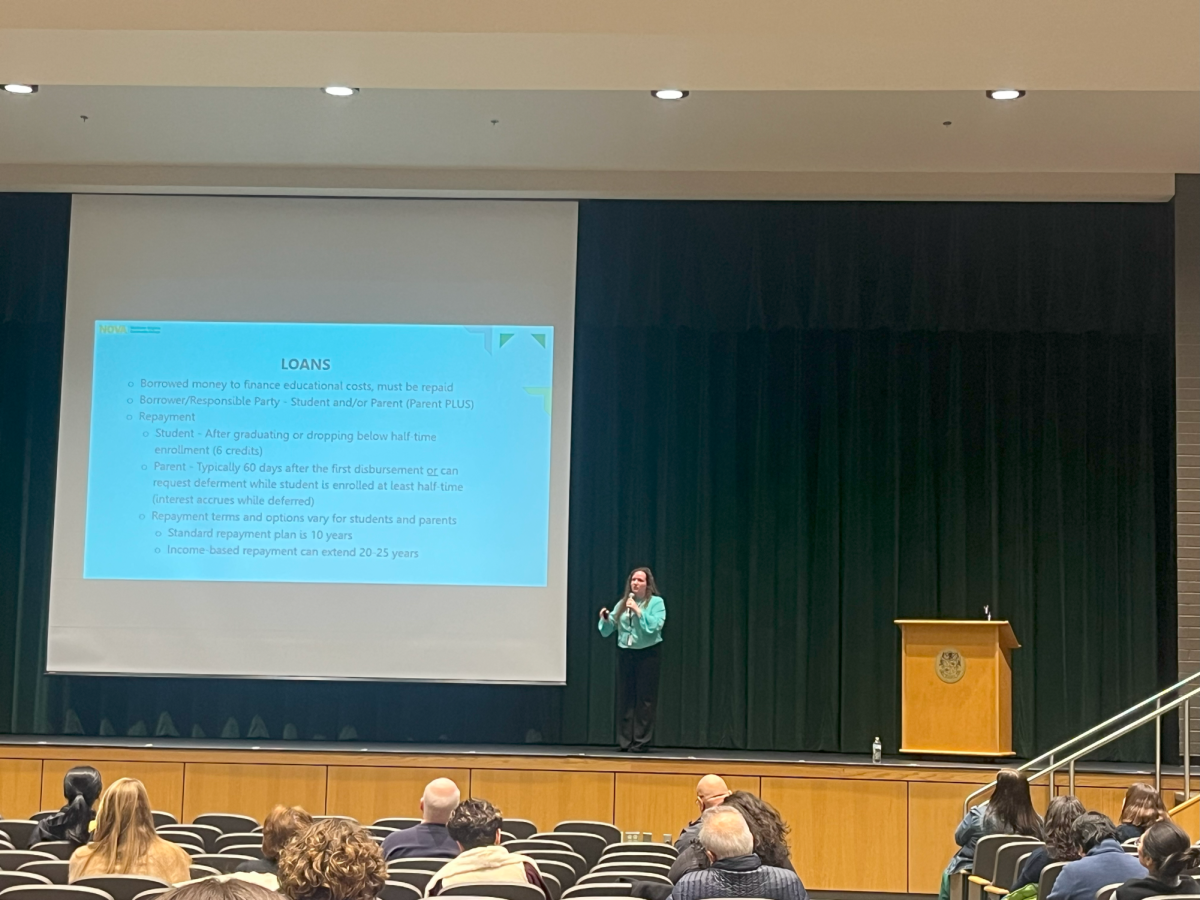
[872,736,882,764]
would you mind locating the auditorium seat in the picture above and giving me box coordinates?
[383,870,433,892]
[553,824,621,848]
[0,885,115,900]
[577,872,670,887]
[0,843,14,854]
[192,815,258,835]
[532,835,605,871]
[982,842,1043,896]
[0,852,56,871]
[505,841,573,855]
[598,844,675,861]
[1096,884,1122,900]
[530,860,576,892]
[363,826,397,841]
[590,862,670,877]
[561,884,634,898]
[520,851,587,881]
[0,824,40,851]
[378,883,421,900]
[382,859,448,873]
[189,855,254,875]
[213,834,261,853]
[188,867,220,881]
[17,862,68,885]
[74,877,170,900]
[150,814,177,829]
[157,826,220,853]
[440,882,546,900]
[502,821,539,841]
[540,874,561,900]
[0,873,52,892]
[374,819,420,831]
[595,852,672,868]
[218,845,264,859]
[130,890,167,900]
[1037,861,1069,900]
[27,846,71,863]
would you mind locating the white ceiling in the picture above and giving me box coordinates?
[1,87,1196,174]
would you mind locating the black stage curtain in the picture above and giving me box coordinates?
[0,197,1176,760]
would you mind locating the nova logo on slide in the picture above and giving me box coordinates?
[98,324,128,334]
[281,358,332,370]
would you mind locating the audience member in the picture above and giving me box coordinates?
[671,806,806,900]
[1116,820,1200,900]
[382,778,461,861]
[677,776,732,852]
[1012,795,1086,890]
[235,804,313,882]
[1046,812,1146,900]
[68,777,191,883]
[669,791,795,882]
[29,765,103,849]
[160,878,280,900]
[941,769,1043,900]
[426,798,550,900]
[278,818,387,900]
[1116,784,1170,843]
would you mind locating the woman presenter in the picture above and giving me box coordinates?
[598,566,666,752]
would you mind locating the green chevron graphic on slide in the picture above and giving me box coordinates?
[524,386,551,415]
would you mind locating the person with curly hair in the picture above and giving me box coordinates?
[277,819,387,900]
[236,805,314,881]
[425,798,550,900]
[668,791,795,883]
[1013,795,1086,890]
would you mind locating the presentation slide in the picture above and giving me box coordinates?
[85,321,553,587]
[49,195,576,684]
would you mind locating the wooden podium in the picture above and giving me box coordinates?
[895,620,1020,756]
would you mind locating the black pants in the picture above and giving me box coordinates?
[617,643,661,750]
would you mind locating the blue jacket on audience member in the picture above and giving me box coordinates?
[1046,839,1146,900]
[381,822,460,861]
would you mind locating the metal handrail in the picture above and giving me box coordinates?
[963,671,1200,813]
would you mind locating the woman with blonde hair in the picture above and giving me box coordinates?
[68,777,191,883]
[1116,783,1170,843]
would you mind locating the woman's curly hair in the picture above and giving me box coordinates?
[724,791,791,869]
[277,819,387,900]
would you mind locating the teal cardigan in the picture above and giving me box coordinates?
[598,595,666,649]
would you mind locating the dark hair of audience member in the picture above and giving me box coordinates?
[447,798,504,850]
[988,769,1042,837]
[161,879,281,900]
[1072,811,1118,853]
[1139,820,1200,886]
[723,791,791,868]
[262,805,314,862]
[34,766,103,847]
[278,819,387,900]
[1043,795,1086,862]
[1120,783,1170,829]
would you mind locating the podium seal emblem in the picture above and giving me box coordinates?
[935,648,965,684]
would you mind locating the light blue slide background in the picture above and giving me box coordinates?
[84,321,553,586]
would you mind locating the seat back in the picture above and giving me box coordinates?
[1039,861,1069,900]
[591,862,669,876]
[26,847,71,864]
[561,884,634,898]
[1095,884,1123,900]
[378,883,422,900]
[192,815,259,835]
[219,845,264,860]
[190,855,256,875]
[521,851,587,880]
[505,841,573,855]
[502,821,539,841]
[374,819,420,831]
[439,882,546,900]
[0,852,56,870]
[532,835,605,872]
[158,826,221,853]
[594,853,670,868]
[0,824,39,851]
[131,889,168,900]
[532,860,576,891]
[150,813,178,829]
[973,835,1024,883]
[384,870,434,892]
[74,876,171,900]
[990,841,1043,890]
[553,823,621,848]
[0,873,53,892]
[384,859,449,872]
[541,873,561,900]
[189,867,222,881]
[599,844,675,862]
[16,862,69,885]
[0,886,115,900]
[214,834,261,853]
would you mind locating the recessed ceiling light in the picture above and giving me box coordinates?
[322,86,359,97]
[986,89,1025,101]
[3,84,38,94]
[651,89,689,101]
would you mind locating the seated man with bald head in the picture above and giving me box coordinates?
[676,775,731,852]
[382,778,462,861]
[671,807,806,900]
